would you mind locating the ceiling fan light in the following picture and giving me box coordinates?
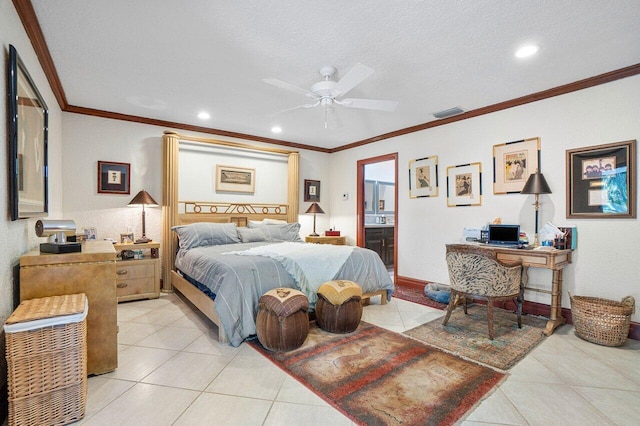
[515,44,539,58]
[271,126,282,134]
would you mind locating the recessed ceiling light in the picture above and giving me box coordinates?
[271,126,282,134]
[197,111,210,120]
[515,44,539,58]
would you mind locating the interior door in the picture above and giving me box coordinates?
[357,154,398,281]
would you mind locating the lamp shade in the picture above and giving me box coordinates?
[521,171,552,195]
[305,202,325,214]
[128,190,158,206]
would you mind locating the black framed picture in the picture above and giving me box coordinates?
[304,179,320,202]
[566,140,636,218]
[8,45,49,220]
[98,161,131,194]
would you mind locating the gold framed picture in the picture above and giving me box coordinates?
[215,165,256,193]
[493,137,540,194]
[447,162,482,207]
[409,155,438,198]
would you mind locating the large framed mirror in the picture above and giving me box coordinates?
[9,45,48,220]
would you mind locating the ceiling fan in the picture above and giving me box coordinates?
[263,63,398,127]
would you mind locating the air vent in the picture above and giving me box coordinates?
[433,106,465,119]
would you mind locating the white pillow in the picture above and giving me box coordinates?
[262,218,288,225]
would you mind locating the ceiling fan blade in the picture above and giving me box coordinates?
[272,101,319,116]
[262,77,317,98]
[332,63,375,97]
[340,98,399,112]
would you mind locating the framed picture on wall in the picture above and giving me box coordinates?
[446,162,482,207]
[98,161,130,194]
[215,165,255,193]
[409,155,438,198]
[8,45,49,220]
[304,179,320,202]
[566,140,636,218]
[493,137,540,194]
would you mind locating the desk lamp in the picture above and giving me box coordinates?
[305,202,324,236]
[521,170,552,247]
[128,190,158,243]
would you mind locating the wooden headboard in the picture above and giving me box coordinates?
[177,201,290,227]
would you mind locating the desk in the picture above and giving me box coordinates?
[483,246,572,335]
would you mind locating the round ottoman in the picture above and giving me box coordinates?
[256,288,309,352]
[316,280,363,333]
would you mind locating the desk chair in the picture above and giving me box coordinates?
[443,244,523,339]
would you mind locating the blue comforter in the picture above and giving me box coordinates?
[174,241,394,346]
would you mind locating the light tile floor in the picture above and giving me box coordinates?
[72,292,639,426]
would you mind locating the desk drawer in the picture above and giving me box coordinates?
[116,262,154,280]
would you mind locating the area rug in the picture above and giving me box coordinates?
[404,304,547,370]
[250,321,504,426]
[393,283,448,309]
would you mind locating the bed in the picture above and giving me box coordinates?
[160,132,392,346]
[170,218,394,346]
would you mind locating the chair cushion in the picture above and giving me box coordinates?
[317,280,362,305]
[259,288,308,317]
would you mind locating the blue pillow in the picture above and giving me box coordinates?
[172,222,240,250]
[237,227,268,243]
[247,222,302,242]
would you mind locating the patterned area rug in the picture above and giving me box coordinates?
[251,321,504,426]
[392,284,448,309]
[404,304,547,370]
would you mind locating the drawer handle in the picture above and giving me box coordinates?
[117,270,128,275]
[117,283,128,288]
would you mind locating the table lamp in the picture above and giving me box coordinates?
[521,170,552,247]
[305,202,324,236]
[128,190,158,243]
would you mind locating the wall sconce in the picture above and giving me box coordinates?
[128,190,158,243]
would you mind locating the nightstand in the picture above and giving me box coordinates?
[305,235,347,245]
[113,241,161,302]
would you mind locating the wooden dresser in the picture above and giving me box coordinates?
[19,240,117,375]
[113,242,161,302]
[305,235,346,245]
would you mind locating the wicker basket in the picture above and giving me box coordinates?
[570,293,635,347]
[4,293,88,426]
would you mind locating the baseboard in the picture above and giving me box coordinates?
[395,275,639,341]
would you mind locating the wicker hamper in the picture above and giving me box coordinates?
[4,293,88,426]
[570,293,635,347]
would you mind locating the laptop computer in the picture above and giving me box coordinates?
[487,224,520,247]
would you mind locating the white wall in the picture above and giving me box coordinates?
[61,114,332,243]
[329,74,640,321]
[0,0,63,321]
[178,142,289,204]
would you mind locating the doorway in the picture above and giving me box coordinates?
[357,153,398,283]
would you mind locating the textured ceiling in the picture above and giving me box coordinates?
[30,0,640,150]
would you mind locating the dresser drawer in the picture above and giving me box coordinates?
[116,262,155,281]
[116,277,155,298]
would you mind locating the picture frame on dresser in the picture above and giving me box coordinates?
[8,45,49,220]
[493,137,540,194]
[98,161,130,194]
[566,139,636,219]
[446,162,482,207]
